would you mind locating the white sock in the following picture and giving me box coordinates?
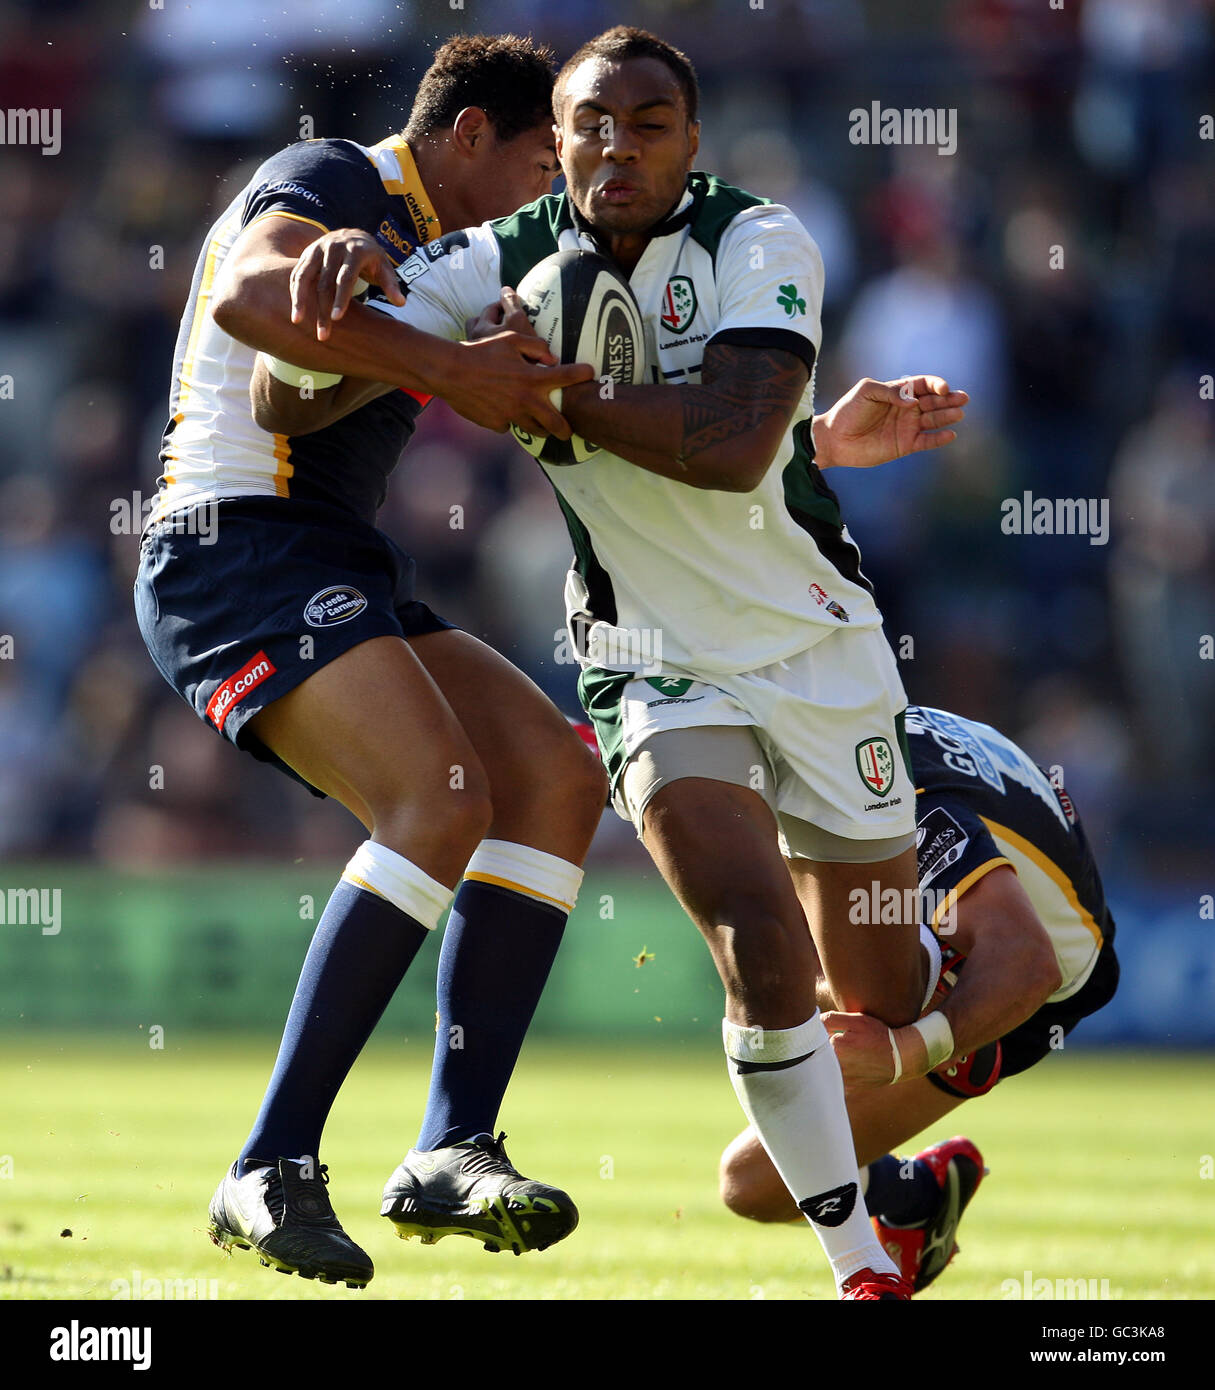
[462,838,584,913]
[723,1013,899,1288]
[342,840,453,930]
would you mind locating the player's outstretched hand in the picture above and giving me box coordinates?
[815,375,968,470]
[289,228,405,342]
[823,1009,929,1089]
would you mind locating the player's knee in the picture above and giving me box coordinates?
[569,744,610,832]
[372,767,494,860]
[718,1141,791,1223]
[506,728,608,833]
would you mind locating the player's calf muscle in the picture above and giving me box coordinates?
[807,857,926,1026]
[831,953,923,1027]
[694,895,819,1024]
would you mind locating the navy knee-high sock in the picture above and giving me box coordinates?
[415,880,567,1151]
[864,1154,941,1225]
[239,880,430,1170]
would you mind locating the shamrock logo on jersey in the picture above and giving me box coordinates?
[660,276,697,334]
[777,283,806,317]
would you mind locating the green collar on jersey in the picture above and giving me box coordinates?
[492,171,770,291]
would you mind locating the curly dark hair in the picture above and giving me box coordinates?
[403,34,557,145]
[553,26,699,125]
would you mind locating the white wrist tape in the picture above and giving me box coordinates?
[910,1011,954,1069]
[258,352,343,390]
[886,1028,903,1085]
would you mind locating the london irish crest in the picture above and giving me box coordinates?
[855,737,895,796]
[660,276,697,333]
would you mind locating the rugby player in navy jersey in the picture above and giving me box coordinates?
[134,35,610,1289]
[718,705,1120,1293]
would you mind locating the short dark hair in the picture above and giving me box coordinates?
[403,34,557,145]
[554,26,699,125]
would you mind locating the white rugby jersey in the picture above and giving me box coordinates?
[370,173,883,677]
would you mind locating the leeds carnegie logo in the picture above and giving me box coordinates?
[304,586,368,628]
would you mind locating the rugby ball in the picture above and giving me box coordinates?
[510,249,646,466]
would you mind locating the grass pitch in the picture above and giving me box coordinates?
[2,1036,1211,1301]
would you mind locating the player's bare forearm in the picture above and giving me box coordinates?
[215,260,458,396]
[249,356,393,435]
[561,342,809,492]
[907,867,1062,1068]
[207,217,455,397]
[934,882,1062,1063]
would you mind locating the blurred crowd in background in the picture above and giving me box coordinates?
[0,0,1212,877]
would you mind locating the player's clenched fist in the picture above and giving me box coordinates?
[823,1010,930,1089]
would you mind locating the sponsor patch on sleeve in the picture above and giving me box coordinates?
[398,252,429,285]
[916,805,970,888]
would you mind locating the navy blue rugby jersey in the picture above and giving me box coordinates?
[906,704,1113,1001]
[150,135,441,528]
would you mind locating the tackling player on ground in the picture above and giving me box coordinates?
[719,705,1120,1292]
[261,27,971,1298]
[135,36,608,1288]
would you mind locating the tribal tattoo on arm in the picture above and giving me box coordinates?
[676,342,809,466]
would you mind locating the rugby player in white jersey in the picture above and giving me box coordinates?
[258,27,969,1298]
[135,36,609,1289]
[719,705,1119,1293]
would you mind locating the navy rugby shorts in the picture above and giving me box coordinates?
[134,496,456,797]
